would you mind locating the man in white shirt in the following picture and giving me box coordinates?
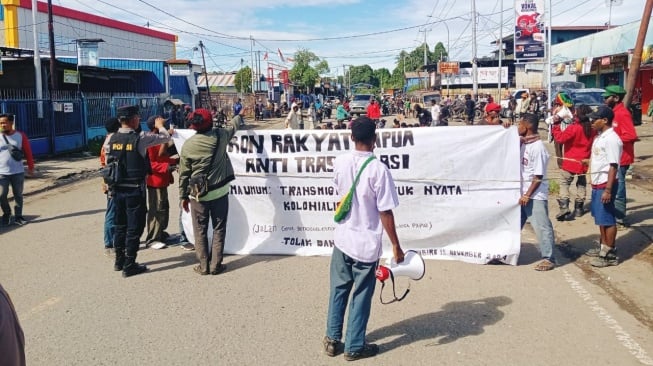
[429,99,441,126]
[323,116,404,361]
[584,105,623,267]
[517,113,556,271]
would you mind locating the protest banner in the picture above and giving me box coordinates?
[174,126,522,265]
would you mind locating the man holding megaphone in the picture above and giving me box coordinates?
[323,116,405,361]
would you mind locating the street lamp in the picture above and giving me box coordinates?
[428,15,450,95]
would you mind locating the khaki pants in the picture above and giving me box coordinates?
[145,186,169,243]
[558,170,587,202]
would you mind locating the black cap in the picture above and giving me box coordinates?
[146,116,158,131]
[104,117,120,133]
[587,105,614,123]
[117,105,139,119]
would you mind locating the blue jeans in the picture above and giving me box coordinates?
[615,165,629,220]
[326,246,378,353]
[0,173,25,218]
[521,199,556,262]
[104,195,115,248]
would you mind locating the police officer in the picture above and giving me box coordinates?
[104,105,172,277]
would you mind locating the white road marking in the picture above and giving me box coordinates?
[563,270,653,365]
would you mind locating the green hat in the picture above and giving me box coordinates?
[602,85,626,97]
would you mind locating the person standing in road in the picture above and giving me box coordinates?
[335,99,350,128]
[179,109,238,276]
[584,106,622,267]
[551,101,595,221]
[285,104,300,129]
[323,116,405,361]
[464,94,475,125]
[103,106,172,277]
[429,99,441,126]
[366,98,381,124]
[0,114,35,227]
[144,116,178,250]
[517,113,556,271]
[233,98,244,126]
[100,117,121,256]
[602,85,637,227]
[518,91,531,117]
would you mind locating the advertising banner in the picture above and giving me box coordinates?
[514,0,545,60]
[442,67,508,86]
[174,127,522,265]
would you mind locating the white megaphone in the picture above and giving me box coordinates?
[375,250,425,304]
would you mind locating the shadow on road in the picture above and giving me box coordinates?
[20,209,105,224]
[366,296,511,352]
[146,252,197,273]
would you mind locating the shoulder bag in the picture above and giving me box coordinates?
[334,155,376,223]
[2,134,25,162]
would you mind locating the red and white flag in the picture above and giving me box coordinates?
[277,48,285,63]
[263,52,268,61]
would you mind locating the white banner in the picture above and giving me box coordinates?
[443,67,509,86]
[174,127,522,265]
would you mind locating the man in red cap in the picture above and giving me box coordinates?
[482,103,504,125]
[178,109,240,275]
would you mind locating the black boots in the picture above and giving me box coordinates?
[573,200,585,218]
[556,198,571,221]
[122,260,147,278]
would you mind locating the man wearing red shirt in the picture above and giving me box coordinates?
[603,85,638,226]
[366,98,381,122]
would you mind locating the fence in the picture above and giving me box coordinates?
[0,91,163,156]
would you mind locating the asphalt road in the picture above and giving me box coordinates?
[2,172,653,365]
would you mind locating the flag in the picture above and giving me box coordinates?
[278,48,285,63]
[263,52,268,61]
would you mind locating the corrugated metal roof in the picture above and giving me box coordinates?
[551,20,652,63]
[197,73,236,87]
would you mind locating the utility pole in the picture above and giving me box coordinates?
[198,41,211,108]
[32,0,43,117]
[419,27,431,89]
[250,36,255,95]
[47,0,57,91]
[624,0,653,107]
[471,0,478,97]
[497,0,503,101]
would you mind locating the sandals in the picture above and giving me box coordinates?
[534,259,555,271]
[193,265,209,275]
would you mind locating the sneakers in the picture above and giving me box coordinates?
[104,247,115,257]
[149,241,167,250]
[14,216,28,226]
[1,214,10,226]
[591,250,619,267]
[181,243,195,251]
[323,336,343,357]
[344,343,379,361]
[585,247,601,257]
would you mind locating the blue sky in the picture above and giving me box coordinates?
[53,0,648,76]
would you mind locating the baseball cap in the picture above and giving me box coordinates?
[117,105,139,119]
[485,103,501,113]
[601,85,626,97]
[587,105,614,123]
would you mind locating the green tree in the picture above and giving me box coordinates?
[289,48,330,93]
[432,42,448,62]
[373,68,391,90]
[234,66,252,93]
[349,65,375,85]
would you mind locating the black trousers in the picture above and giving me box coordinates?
[113,186,146,265]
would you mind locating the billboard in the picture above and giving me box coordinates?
[442,67,508,86]
[514,0,545,60]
